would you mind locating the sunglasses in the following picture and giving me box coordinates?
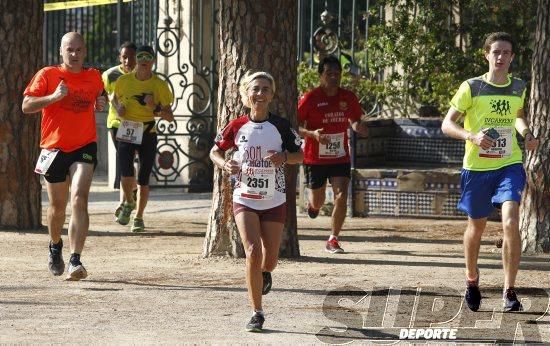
[136,52,154,61]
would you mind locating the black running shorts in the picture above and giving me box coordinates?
[303,163,351,190]
[44,142,97,183]
[117,121,157,186]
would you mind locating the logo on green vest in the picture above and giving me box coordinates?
[490,99,511,116]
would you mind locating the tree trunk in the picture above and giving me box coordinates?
[520,0,550,253]
[0,2,42,229]
[203,0,299,258]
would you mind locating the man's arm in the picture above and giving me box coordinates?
[155,105,174,122]
[22,80,67,114]
[350,119,368,136]
[441,107,494,150]
[298,120,329,145]
[515,108,539,151]
[111,95,126,118]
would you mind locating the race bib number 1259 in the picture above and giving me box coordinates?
[319,132,345,158]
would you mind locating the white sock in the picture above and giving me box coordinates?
[328,235,337,241]
[253,309,264,317]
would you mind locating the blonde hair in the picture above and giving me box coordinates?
[239,71,276,108]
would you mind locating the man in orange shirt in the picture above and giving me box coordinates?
[22,32,106,281]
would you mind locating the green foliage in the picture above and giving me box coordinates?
[298,0,537,117]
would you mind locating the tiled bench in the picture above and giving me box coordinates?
[299,118,505,220]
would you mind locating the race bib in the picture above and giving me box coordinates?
[35,148,59,175]
[319,132,345,158]
[478,127,513,158]
[116,120,144,144]
[238,163,275,200]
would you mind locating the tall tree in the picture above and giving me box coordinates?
[0,1,42,229]
[203,0,299,258]
[520,0,550,253]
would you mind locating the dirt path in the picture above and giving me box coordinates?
[1,176,549,344]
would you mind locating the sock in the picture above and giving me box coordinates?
[328,235,337,241]
[466,279,478,287]
[50,239,63,249]
[253,309,264,317]
[70,253,81,266]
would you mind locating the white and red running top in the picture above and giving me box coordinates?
[215,113,302,210]
[298,87,362,165]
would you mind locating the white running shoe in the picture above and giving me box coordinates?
[65,263,88,281]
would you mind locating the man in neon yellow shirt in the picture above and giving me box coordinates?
[102,41,137,218]
[442,32,539,312]
[112,45,174,232]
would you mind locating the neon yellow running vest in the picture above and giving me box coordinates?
[450,74,526,171]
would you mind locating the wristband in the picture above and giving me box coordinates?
[521,128,532,138]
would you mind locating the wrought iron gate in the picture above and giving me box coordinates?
[44,0,218,190]
[152,0,218,190]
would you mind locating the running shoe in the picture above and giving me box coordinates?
[48,239,65,276]
[66,262,87,281]
[131,217,145,233]
[262,271,272,295]
[326,238,344,254]
[503,288,523,312]
[114,203,124,219]
[116,202,135,226]
[464,280,482,312]
[245,313,265,332]
[307,202,319,219]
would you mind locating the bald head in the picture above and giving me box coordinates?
[59,32,87,72]
[60,32,85,49]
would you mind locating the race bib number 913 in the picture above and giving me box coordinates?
[478,127,513,158]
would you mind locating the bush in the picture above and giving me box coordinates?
[298,0,537,118]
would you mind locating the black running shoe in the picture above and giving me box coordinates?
[245,313,265,332]
[503,288,523,312]
[306,203,319,219]
[48,239,65,276]
[262,271,272,295]
[464,283,482,311]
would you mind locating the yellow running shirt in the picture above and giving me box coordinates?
[114,72,173,124]
[102,65,128,129]
[450,74,526,171]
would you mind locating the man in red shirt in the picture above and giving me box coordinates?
[22,32,106,281]
[298,55,368,253]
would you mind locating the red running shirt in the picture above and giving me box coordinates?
[298,87,362,165]
[24,66,104,152]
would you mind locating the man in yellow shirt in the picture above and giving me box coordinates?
[102,41,137,218]
[442,32,539,312]
[112,45,174,232]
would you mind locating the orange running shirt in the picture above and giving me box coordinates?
[24,66,104,152]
